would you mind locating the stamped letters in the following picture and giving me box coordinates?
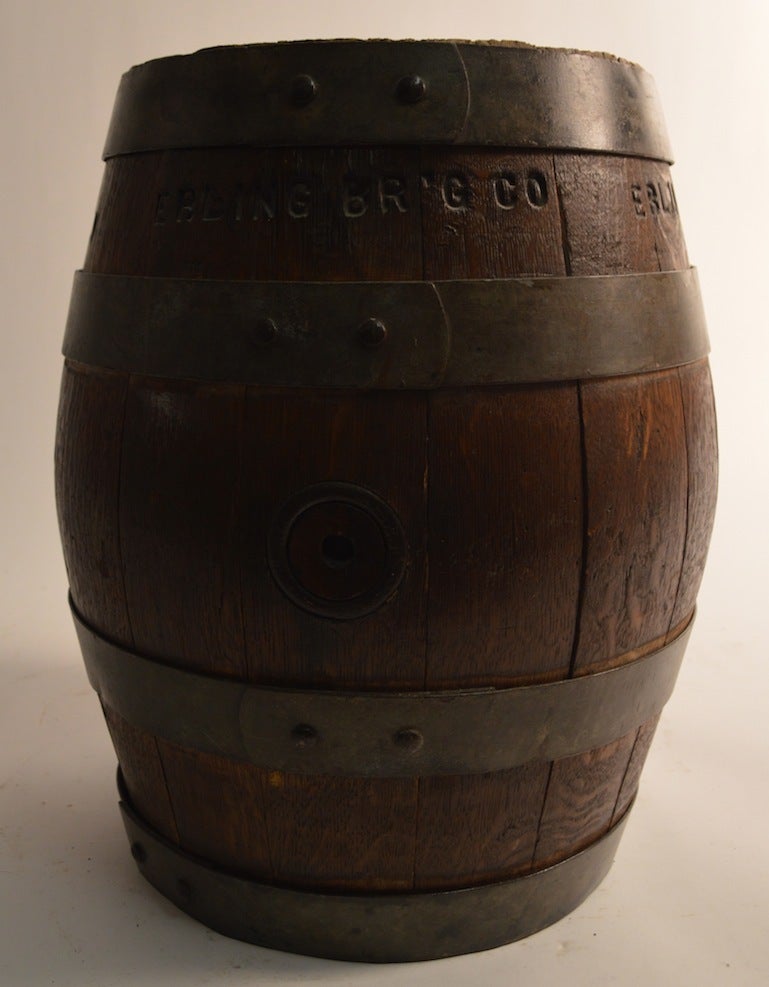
[153,169,554,226]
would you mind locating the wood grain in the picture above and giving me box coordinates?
[419,149,566,278]
[119,376,247,676]
[240,388,427,688]
[426,385,582,687]
[84,153,164,277]
[612,714,661,826]
[573,371,689,674]
[258,769,418,890]
[103,705,178,842]
[669,359,719,631]
[533,729,638,869]
[414,763,551,889]
[55,362,131,643]
[553,154,688,275]
[155,740,273,878]
[85,150,689,282]
[86,147,424,281]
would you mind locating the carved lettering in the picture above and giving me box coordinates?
[149,168,564,227]
[631,183,646,217]
[632,180,678,219]
[525,170,548,208]
[492,171,549,210]
[493,174,518,209]
[202,185,226,222]
[442,173,471,210]
[342,176,370,217]
[379,176,407,213]
[176,188,196,222]
[669,182,679,214]
[288,181,311,218]
[646,182,661,214]
[658,180,676,214]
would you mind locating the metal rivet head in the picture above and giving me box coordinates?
[394,728,424,753]
[130,841,147,864]
[357,318,388,348]
[291,723,319,748]
[396,75,427,104]
[176,878,193,902]
[291,74,318,107]
[254,317,278,344]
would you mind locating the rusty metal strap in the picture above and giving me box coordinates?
[103,40,672,161]
[118,767,632,962]
[63,268,709,388]
[73,596,693,778]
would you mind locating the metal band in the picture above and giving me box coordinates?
[73,597,692,778]
[63,268,709,388]
[118,769,632,962]
[103,41,672,161]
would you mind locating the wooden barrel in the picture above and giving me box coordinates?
[55,40,717,961]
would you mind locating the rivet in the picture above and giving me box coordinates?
[396,74,427,104]
[394,728,424,753]
[291,74,318,107]
[254,317,278,344]
[357,317,388,348]
[291,723,319,748]
[130,841,147,864]
[176,878,193,902]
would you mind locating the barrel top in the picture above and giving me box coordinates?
[103,39,673,161]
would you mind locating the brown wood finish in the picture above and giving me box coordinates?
[102,705,178,842]
[612,714,662,826]
[240,388,428,688]
[553,153,689,275]
[154,736,419,891]
[425,384,582,687]
[55,362,131,643]
[152,739,273,878]
[57,139,716,896]
[532,728,638,869]
[669,359,719,631]
[414,762,551,890]
[573,371,689,675]
[257,769,418,891]
[419,149,566,278]
[85,150,684,282]
[87,147,425,282]
[119,376,247,677]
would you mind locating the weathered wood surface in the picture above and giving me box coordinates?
[426,385,582,687]
[57,143,716,893]
[240,388,429,688]
[55,363,131,643]
[119,376,247,677]
[573,371,689,675]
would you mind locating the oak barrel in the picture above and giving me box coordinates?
[55,40,718,961]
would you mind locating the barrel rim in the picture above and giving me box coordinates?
[103,39,673,162]
[126,39,650,76]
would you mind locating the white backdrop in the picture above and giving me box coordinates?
[2,2,768,985]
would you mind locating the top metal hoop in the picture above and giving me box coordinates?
[103,40,673,161]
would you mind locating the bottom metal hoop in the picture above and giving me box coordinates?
[117,768,632,963]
